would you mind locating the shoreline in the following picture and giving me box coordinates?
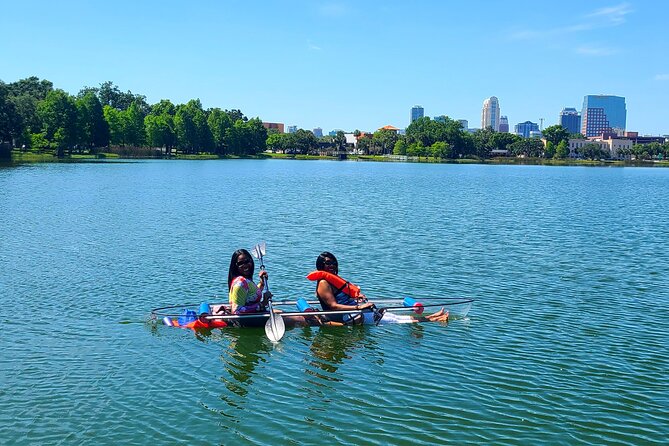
[4,150,668,168]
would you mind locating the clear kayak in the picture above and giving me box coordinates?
[151,297,473,329]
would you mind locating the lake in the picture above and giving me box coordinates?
[1,159,668,445]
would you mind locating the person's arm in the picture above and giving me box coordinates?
[317,280,374,311]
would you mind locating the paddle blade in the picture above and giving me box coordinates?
[265,312,285,343]
[252,241,267,259]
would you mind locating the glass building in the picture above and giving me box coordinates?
[499,116,509,133]
[411,105,424,123]
[514,121,539,138]
[559,108,581,134]
[581,95,626,137]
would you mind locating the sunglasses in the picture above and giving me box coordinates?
[236,258,252,267]
[323,260,337,266]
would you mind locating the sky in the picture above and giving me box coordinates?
[1,0,668,135]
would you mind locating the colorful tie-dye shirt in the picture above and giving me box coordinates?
[229,276,263,313]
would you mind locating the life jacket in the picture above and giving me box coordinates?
[306,270,362,299]
[165,317,228,330]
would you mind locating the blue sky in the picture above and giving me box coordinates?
[1,1,667,135]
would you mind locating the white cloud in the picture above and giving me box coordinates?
[576,45,618,56]
[584,3,633,25]
[655,74,669,81]
[307,40,322,51]
[318,3,349,17]
[508,3,633,41]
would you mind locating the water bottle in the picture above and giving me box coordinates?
[403,297,424,314]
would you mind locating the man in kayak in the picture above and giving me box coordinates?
[310,252,449,324]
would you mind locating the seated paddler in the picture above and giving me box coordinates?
[228,248,271,327]
[308,252,375,324]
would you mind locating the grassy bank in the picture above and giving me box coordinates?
[8,150,668,168]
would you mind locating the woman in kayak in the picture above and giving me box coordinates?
[312,252,449,324]
[228,248,271,327]
[228,248,308,328]
[313,252,375,324]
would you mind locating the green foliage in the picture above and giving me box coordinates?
[430,141,453,159]
[508,138,545,158]
[371,129,399,155]
[76,92,109,149]
[37,89,78,157]
[578,143,609,160]
[0,81,21,143]
[393,139,407,156]
[542,125,570,146]
[207,108,233,154]
[555,140,569,159]
[544,141,556,159]
[406,115,471,158]
[333,130,347,151]
[103,105,124,145]
[30,132,50,151]
[144,113,175,150]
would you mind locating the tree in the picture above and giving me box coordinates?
[372,129,399,155]
[0,81,21,144]
[491,132,520,152]
[97,81,147,112]
[37,89,78,156]
[8,76,53,100]
[75,92,109,149]
[333,130,347,152]
[122,101,145,146]
[579,143,608,160]
[542,125,571,146]
[508,138,545,158]
[471,127,496,158]
[431,141,453,159]
[393,139,407,155]
[103,105,124,145]
[175,100,204,154]
[544,141,556,159]
[555,140,569,159]
[145,113,175,152]
[207,108,233,154]
[225,109,247,123]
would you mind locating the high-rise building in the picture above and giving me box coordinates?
[410,105,424,123]
[559,108,581,134]
[515,121,539,138]
[262,122,284,133]
[499,116,509,133]
[287,125,297,134]
[312,128,323,138]
[581,95,626,137]
[481,97,501,131]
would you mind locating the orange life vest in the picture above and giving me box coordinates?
[171,318,228,330]
[306,270,362,299]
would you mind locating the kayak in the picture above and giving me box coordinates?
[151,297,473,330]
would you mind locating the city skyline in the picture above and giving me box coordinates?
[1,1,667,135]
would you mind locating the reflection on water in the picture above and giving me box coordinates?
[219,330,273,397]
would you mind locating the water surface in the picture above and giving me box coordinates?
[1,160,668,445]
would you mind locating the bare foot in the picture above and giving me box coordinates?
[427,308,449,322]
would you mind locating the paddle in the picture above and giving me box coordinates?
[252,242,286,342]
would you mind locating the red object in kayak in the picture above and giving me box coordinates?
[169,318,228,330]
[306,270,362,299]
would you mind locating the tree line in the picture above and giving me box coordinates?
[0,77,267,157]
